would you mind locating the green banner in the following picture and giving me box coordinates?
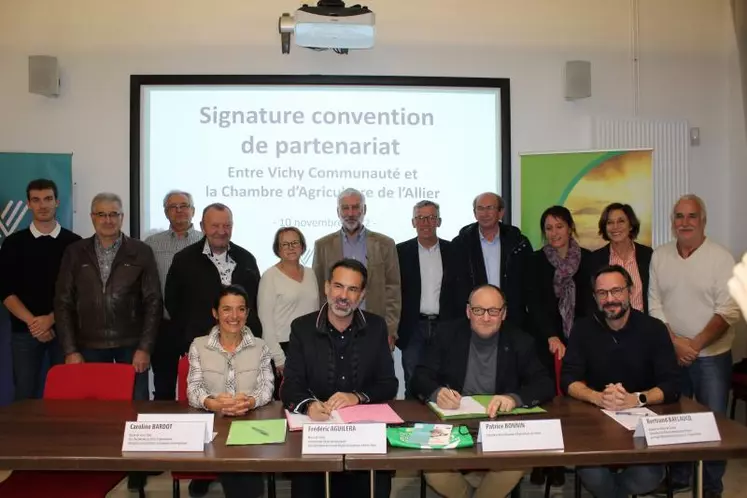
[520,150,652,250]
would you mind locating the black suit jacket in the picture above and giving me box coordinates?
[589,242,653,313]
[410,318,554,407]
[451,222,533,330]
[165,237,262,351]
[395,237,461,349]
[527,247,595,349]
[281,307,398,412]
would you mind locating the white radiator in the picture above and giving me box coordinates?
[592,118,690,247]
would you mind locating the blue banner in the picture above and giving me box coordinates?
[0,153,73,405]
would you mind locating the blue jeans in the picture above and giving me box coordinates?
[670,350,732,493]
[401,319,438,399]
[577,465,664,498]
[79,347,149,401]
[11,331,63,400]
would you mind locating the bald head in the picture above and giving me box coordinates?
[466,285,507,338]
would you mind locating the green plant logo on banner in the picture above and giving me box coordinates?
[520,149,652,251]
[0,153,74,247]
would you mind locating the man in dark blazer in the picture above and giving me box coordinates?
[411,284,554,498]
[396,200,460,398]
[452,192,533,330]
[165,203,262,354]
[282,258,397,498]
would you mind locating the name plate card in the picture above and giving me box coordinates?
[302,423,386,454]
[479,420,564,452]
[634,412,721,446]
[122,421,205,452]
[137,413,215,443]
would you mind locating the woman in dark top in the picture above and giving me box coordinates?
[590,203,653,313]
[528,206,594,487]
[529,206,594,364]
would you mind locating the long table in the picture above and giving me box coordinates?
[0,400,341,473]
[1,398,747,498]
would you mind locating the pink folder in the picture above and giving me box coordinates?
[337,403,404,424]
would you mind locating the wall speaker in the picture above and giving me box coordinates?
[564,60,591,101]
[28,55,60,97]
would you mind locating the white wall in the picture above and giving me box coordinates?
[0,0,743,253]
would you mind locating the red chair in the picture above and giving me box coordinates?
[171,356,218,498]
[0,363,137,498]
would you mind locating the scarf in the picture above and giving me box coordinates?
[543,238,582,337]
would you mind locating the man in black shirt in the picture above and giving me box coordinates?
[561,265,680,498]
[281,258,397,498]
[0,179,81,400]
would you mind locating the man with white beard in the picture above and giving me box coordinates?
[312,188,401,350]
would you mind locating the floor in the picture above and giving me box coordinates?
[2,461,747,498]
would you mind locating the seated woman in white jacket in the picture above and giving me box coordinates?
[258,227,319,379]
[187,284,274,498]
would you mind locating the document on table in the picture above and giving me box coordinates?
[337,404,404,424]
[602,407,657,431]
[226,420,287,445]
[285,409,344,431]
[429,396,547,420]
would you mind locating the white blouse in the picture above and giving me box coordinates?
[257,265,319,365]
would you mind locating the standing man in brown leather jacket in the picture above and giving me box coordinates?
[55,192,162,401]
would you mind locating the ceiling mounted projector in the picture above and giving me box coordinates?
[278,1,375,54]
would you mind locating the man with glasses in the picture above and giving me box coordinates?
[144,190,202,400]
[452,192,532,330]
[411,284,553,498]
[396,200,460,398]
[54,192,162,491]
[561,265,680,497]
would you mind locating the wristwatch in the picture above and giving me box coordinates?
[635,392,647,407]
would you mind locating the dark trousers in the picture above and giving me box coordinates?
[401,319,439,399]
[79,346,149,400]
[11,331,63,400]
[152,318,180,400]
[291,471,392,498]
[219,473,265,498]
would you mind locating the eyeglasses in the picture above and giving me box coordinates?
[469,306,504,317]
[280,240,301,250]
[167,203,191,211]
[413,215,439,223]
[93,212,122,220]
[594,287,628,299]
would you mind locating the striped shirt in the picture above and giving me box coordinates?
[187,325,274,409]
[609,244,644,312]
[144,226,202,318]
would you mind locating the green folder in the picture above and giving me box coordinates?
[428,395,547,420]
[226,419,287,445]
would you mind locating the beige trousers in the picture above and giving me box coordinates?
[425,470,525,498]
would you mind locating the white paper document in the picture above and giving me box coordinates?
[602,407,657,432]
[428,396,487,418]
[285,409,344,431]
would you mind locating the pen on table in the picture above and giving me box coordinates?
[617,412,649,416]
[252,426,269,436]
